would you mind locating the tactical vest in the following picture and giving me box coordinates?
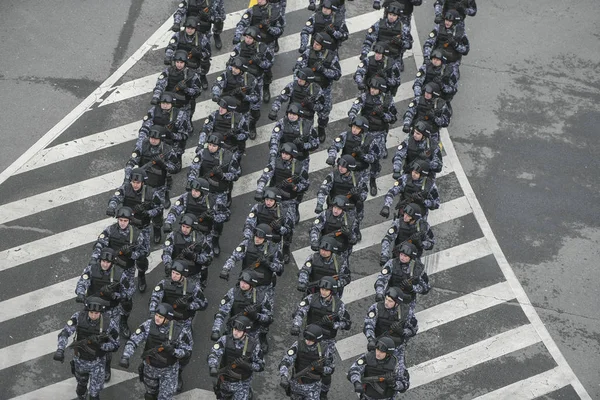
[222,336,257,381]
[166,66,188,92]
[308,49,335,89]
[144,321,182,368]
[363,351,398,399]
[443,0,469,19]
[405,137,433,169]
[139,141,169,187]
[107,224,139,268]
[374,301,410,346]
[198,148,231,192]
[393,219,420,247]
[250,4,281,43]
[270,158,299,200]
[185,192,212,232]
[186,0,212,32]
[399,177,432,205]
[255,203,281,227]
[222,70,252,113]
[424,63,448,88]
[376,19,404,57]
[322,209,350,250]
[306,295,341,339]
[241,241,273,287]
[436,25,462,62]
[389,258,424,288]
[342,133,372,171]
[88,263,123,308]
[312,12,343,48]
[213,111,243,151]
[163,278,195,320]
[290,82,317,118]
[330,170,357,199]
[279,119,310,160]
[122,184,154,227]
[230,287,259,318]
[415,97,441,130]
[295,341,323,384]
[366,55,390,84]
[361,94,389,131]
[308,253,340,284]
[238,42,263,77]
[177,32,199,53]
[74,312,110,361]
[150,106,176,128]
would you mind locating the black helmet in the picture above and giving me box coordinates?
[148,125,167,139]
[244,26,261,40]
[313,32,334,49]
[319,236,339,252]
[206,133,223,146]
[429,49,445,62]
[130,168,148,183]
[396,242,418,258]
[239,270,259,286]
[321,0,335,10]
[287,102,303,116]
[171,260,190,277]
[156,303,175,319]
[85,297,110,312]
[384,286,404,304]
[413,120,432,137]
[189,177,210,193]
[318,276,338,290]
[410,159,430,176]
[331,194,349,209]
[403,203,422,220]
[372,42,389,55]
[184,16,199,28]
[231,315,253,332]
[296,67,315,82]
[179,213,198,228]
[218,96,239,111]
[338,154,357,170]
[159,92,175,104]
[254,223,273,239]
[303,324,324,341]
[280,142,299,157]
[424,82,441,97]
[385,1,405,15]
[444,9,461,23]
[173,50,188,62]
[368,76,387,91]
[263,188,282,201]
[100,248,116,262]
[375,336,396,354]
[230,56,245,69]
[350,115,369,131]
[116,206,133,220]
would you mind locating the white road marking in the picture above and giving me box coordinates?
[471,367,571,400]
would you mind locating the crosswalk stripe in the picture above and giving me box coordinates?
[408,324,541,389]
[174,388,216,399]
[471,367,570,400]
[9,370,138,400]
[99,9,386,107]
[292,195,474,268]
[336,281,516,360]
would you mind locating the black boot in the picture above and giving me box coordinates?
[320,391,329,400]
[138,271,147,293]
[105,361,111,382]
[90,396,100,400]
[120,315,131,339]
[76,383,87,400]
[177,370,183,393]
[274,39,280,53]
[356,228,362,242]
[153,226,161,244]
[259,332,269,354]
[164,191,171,209]
[214,34,222,50]
[248,110,260,140]
[317,117,328,143]
[370,177,378,196]
[200,74,208,90]
[283,243,291,264]
[213,236,221,257]
[263,84,271,103]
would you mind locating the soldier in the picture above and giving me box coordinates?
[124,126,181,241]
[300,0,349,52]
[347,336,410,399]
[309,0,349,19]
[244,188,294,248]
[211,271,273,353]
[165,16,212,90]
[75,247,129,373]
[199,96,249,164]
[119,304,193,400]
[53,297,120,400]
[361,2,413,63]
[162,213,214,288]
[290,276,351,399]
[164,177,230,245]
[269,103,319,171]
[413,49,460,102]
[423,9,470,68]
[373,0,422,28]
[380,159,440,219]
[187,133,241,255]
[279,324,335,400]
[152,50,202,119]
[295,32,342,143]
[363,287,418,358]
[380,202,435,265]
[374,242,430,299]
[212,57,260,139]
[138,92,191,163]
[348,76,398,196]
[93,206,149,337]
[354,43,402,96]
[269,68,325,128]
[402,82,452,142]
[208,315,265,400]
[298,236,351,297]
[392,121,443,179]
[173,0,226,49]
[434,0,477,25]
[311,195,358,258]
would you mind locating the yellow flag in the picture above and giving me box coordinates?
[248,0,258,6]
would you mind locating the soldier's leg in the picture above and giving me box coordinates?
[165,175,173,208]
[212,0,225,49]
[152,205,164,244]
[156,363,178,400]
[199,60,211,90]
[178,353,192,393]
[87,357,106,398]
[119,298,133,338]
[213,222,224,256]
[73,358,90,400]
[263,69,273,103]
[137,255,149,293]
[104,351,112,382]
[319,339,337,399]
[248,91,262,140]
[143,363,161,399]
[317,88,332,143]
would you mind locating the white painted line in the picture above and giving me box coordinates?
[336,281,516,360]
[0,330,68,371]
[471,367,570,400]
[0,15,175,185]
[408,324,541,389]
[175,388,217,400]
[292,195,474,268]
[100,10,386,107]
[9,370,138,400]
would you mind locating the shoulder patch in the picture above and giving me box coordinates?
[314,219,320,224]
[230,51,236,57]
[335,137,341,142]
[388,228,395,234]
[274,126,280,132]
[159,74,165,79]
[429,31,435,38]
[136,328,142,334]
[213,343,221,349]
[99,234,105,239]
[394,181,400,186]
[220,299,226,305]
[217,76,223,81]
[236,246,242,252]
[368,28,373,33]
[409,102,414,107]
[82,274,89,280]
[114,191,121,196]
[243,13,249,19]
[67,319,73,326]
[154,285,161,292]
[170,39,176,44]
[354,99,360,104]
[306,262,312,267]
[300,301,306,306]
[382,268,390,275]
[131,152,138,158]
[175,200,181,206]
[368,311,376,318]
[249,212,255,218]
[194,157,200,162]
[281,89,286,94]
[143,115,148,121]
[165,240,171,246]
[416,71,423,77]
[179,2,184,7]
[288,349,296,355]
[297,56,303,62]
[263,167,270,172]
[357,358,365,365]
[322,179,328,185]
[305,21,312,26]
[358,62,364,68]
[205,118,209,124]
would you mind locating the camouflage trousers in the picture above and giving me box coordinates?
[72,355,106,397]
[142,360,179,400]
[289,379,321,399]
[216,376,254,400]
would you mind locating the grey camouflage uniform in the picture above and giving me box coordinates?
[174,0,226,34]
[363,300,418,356]
[298,251,351,294]
[270,80,325,122]
[374,258,430,296]
[380,217,435,263]
[403,95,452,140]
[382,173,441,216]
[162,230,214,286]
[392,135,443,178]
[434,0,477,26]
[269,116,319,170]
[243,201,295,240]
[299,10,349,52]
[152,66,202,111]
[199,110,250,162]
[360,18,413,61]
[149,277,208,329]
[213,286,274,338]
[138,105,192,158]
[347,351,409,398]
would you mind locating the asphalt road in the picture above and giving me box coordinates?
[0,0,598,399]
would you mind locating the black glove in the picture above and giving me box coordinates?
[290,325,301,336]
[100,284,115,298]
[380,206,390,218]
[373,0,381,9]
[448,37,457,47]
[53,349,64,363]
[164,57,171,66]
[162,223,172,233]
[232,38,240,46]
[234,357,252,371]
[390,321,403,333]
[403,124,411,133]
[307,2,316,11]
[353,147,364,158]
[360,53,367,61]
[212,167,224,179]
[152,156,166,169]
[340,225,351,237]
[411,236,422,247]
[320,315,334,327]
[434,15,444,24]
[119,245,132,256]
[401,279,414,292]
[270,220,281,231]
[357,82,366,91]
[375,293,384,302]
[151,97,159,105]
[170,23,180,32]
[210,331,220,341]
[209,367,218,377]
[379,256,389,267]
[384,372,397,383]
[411,192,424,202]
[310,243,320,251]
[119,357,130,369]
[183,248,196,260]
[325,155,336,166]
[219,269,229,281]
[392,171,402,180]
[268,110,278,121]
[299,46,306,54]
[350,186,362,196]
[162,342,176,355]
[314,204,323,214]
[280,375,290,390]
[244,306,258,321]
[367,339,377,351]
[106,207,116,217]
[254,190,264,202]
[76,294,86,303]
[297,282,307,292]
[354,381,364,394]
[293,137,304,148]
[310,360,325,373]
[212,94,220,103]
[164,262,172,276]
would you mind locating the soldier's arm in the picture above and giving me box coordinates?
[292,295,312,328]
[268,122,284,158]
[165,33,180,60]
[233,10,253,42]
[250,338,266,372]
[309,211,327,246]
[424,183,440,210]
[75,265,93,297]
[56,312,79,350]
[298,255,313,285]
[165,194,187,224]
[278,342,298,378]
[363,303,379,340]
[347,356,367,383]
[100,318,121,352]
[334,301,351,330]
[383,177,407,208]
[149,282,165,315]
[222,241,246,273]
[300,18,315,50]
[322,56,342,81]
[152,69,170,102]
[174,325,193,359]
[212,289,235,332]
[361,24,379,59]
[422,27,439,59]
[412,65,427,96]
[271,83,293,113]
[162,232,176,267]
[374,262,393,295]
[403,303,418,338]
[392,141,409,173]
[256,165,275,192]
[207,336,226,368]
[190,283,209,311]
[123,320,152,358]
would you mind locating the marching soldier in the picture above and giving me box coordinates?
[434,0,477,25]
[244,188,294,243]
[413,49,460,102]
[354,43,402,95]
[392,120,443,179]
[423,9,470,67]
[310,195,358,257]
[269,68,325,127]
[360,2,413,63]
[172,0,226,49]
[298,236,351,297]
[300,0,349,52]
[402,82,452,141]
[373,0,422,28]
[374,242,430,299]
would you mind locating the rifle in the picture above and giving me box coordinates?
[172,293,194,311]
[291,357,326,380]
[216,355,251,381]
[69,332,109,355]
[141,342,170,364]
[226,303,262,328]
[203,162,231,186]
[118,244,137,258]
[362,373,396,395]
[99,281,120,298]
[275,174,301,191]
[306,274,350,289]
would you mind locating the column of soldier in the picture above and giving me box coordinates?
[50,0,474,399]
